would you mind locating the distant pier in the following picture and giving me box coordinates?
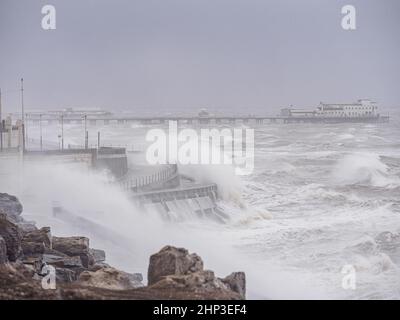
[22,114,390,125]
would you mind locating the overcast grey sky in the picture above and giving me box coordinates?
[0,0,399,115]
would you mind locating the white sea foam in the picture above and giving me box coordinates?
[6,116,400,299]
[0,160,332,299]
[331,153,400,188]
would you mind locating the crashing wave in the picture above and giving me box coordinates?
[331,153,400,188]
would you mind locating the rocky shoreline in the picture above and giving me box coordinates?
[0,193,245,300]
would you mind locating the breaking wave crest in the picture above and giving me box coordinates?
[331,153,400,188]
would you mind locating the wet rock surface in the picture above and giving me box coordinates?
[0,263,57,300]
[0,193,23,223]
[148,245,204,285]
[89,248,106,264]
[23,227,52,249]
[52,236,94,268]
[0,213,23,261]
[78,267,144,290]
[0,193,245,300]
[147,246,245,299]
[0,236,7,264]
[221,272,246,299]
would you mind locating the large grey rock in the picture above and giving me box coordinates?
[0,193,23,223]
[78,267,144,290]
[0,213,23,261]
[151,270,228,291]
[52,236,89,255]
[147,246,246,299]
[21,227,52,256]
[89,262,111,272]
[42,252,68,262]
[0,235,7,264]
[42,254,85,280]
[56,267,78,283]
[21,241,46,256]
[89,248,106,263]
[52,236,93,268]
[48,255,83,269]
[128,272,143,284]
[148,245,204,285]
[22,227,52,248]
[220,272,246,299]
[22,256,44,274]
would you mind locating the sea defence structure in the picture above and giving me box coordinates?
[0,142,220,220]
[117,164,221,220]
[1,147,128,179]
[94,147,128,178]
[133,183,221,221]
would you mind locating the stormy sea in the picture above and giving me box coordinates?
[1,107,399,300]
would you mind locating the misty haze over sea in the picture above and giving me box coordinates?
[0,0,399,300]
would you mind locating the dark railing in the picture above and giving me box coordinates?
[25,138,88,150]
[131,183,218,203]
[118,164,178,191]
[100,143,145,153]
[25,138,143,152]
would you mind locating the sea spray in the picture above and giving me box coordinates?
[17,117,400,299]
[331,153,400,188]
[0,159,329,298]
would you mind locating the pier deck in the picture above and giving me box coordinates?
[22,114,390,125]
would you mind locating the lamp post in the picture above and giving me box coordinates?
[83,114,87,149]
[61,113,64,150]
[20,78,25,152]
[39,114,43,151]
[25,112,28,148]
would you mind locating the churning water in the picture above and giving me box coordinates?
[2,109,400,299]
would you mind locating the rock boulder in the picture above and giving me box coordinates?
[0,213,23,261]
[0,193,23,223]
[150,270,228,291]
[52,236,94,268]
[56,267,78,283]
[147,246,246,299]
[78,267,144,290]
[148,245,203,285]
[22,227,52,248]
[21,241,46,256]
[221,272,246,299]
[21,227,52,256]
[89,248,106,263]
[0,236,7,264]
[42,253,86,282]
